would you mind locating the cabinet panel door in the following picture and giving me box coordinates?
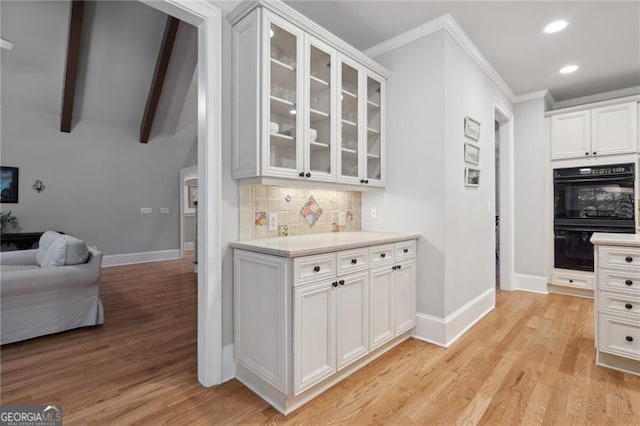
[591,102,638,157]
[394,260,416,335]
[293,279,337,395]
[369,265,395,350]
[364,72,385,187]
[263,12,304,178]
[337,54,365,185]
[551,110,590,160]
[304,35,337,182]
[336,271,369,369]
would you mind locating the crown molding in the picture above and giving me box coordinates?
[552,85,640,110]
[511,89,555,108]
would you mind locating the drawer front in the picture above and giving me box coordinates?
[395,240,416,261]
[551,271,593,290]
[598,269,640,294]
[599,246,640,270]
[598,314,640,360]
[337,248,369,275]
[294,253,337,286]
[599,291,640,319]
[369,244,395,266]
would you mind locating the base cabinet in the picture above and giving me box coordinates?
[234,238,417,414]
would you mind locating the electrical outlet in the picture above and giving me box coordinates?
[370,207,377,219]
[160,207,170,214]
[140,208,152,214]
[339,212,346,226]
[268,213,278,231]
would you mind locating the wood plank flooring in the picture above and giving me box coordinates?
[2,255,639,424]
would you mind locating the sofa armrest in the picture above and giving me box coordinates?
[0,249,38,265]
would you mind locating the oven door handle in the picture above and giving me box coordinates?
[554,176,634,184]
[555,226,635,233]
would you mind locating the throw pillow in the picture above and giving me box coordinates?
[36,231,62,267]
[62,235,89,265]
[39,236,67,268]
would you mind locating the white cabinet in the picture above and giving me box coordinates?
[550,102,638,160]
[231,6,387,189]
[394,260,417,334]
[336,271,369,369]
[369,265,394,349]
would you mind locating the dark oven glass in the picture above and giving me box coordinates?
[554,229,595,272]
[554,178,634,221]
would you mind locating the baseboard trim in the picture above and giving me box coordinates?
[102,249,181,267]
[514,273,549,294]
[413,287,495,348]
[548,284,594,299]
[222,344,236,382]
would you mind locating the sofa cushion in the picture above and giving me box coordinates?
[62,235,89,265]
[36,231,62,267]
[0,264,40,273]
[39,237,67,268]
[36,231,90,267]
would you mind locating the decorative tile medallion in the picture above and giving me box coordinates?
[331,222,339,233]
[278,225,288,237]
[300,195,323,226]
[255,211,267,226]
[346,211,353,222]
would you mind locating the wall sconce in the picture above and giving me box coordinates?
[32,180,45,193]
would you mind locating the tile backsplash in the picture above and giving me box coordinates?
[239,185,361,240]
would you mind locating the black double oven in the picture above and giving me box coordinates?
[554,163,635,272]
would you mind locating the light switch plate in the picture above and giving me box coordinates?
[339,212,346,226]
[160,207,170,214]
[140,208,152,214]
[268,213,277,231]
[370,207,377,219]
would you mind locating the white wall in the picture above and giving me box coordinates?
[513,97,547,278]
[362,31,447,317]
[0,106,197,255]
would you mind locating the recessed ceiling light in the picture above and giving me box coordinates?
[544,20,568,34]
[559,64,579,74]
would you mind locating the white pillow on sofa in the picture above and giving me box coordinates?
[62,234,89,265]
[36,231,90,267]
[38,237,67,267]
[36,231,63,267]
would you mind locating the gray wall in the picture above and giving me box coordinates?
[513,98,547,278]
[0,106,197,255]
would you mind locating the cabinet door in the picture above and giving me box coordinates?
[591,102,638,157]
[394,260,416,335]
[304,35,337,182]
[551,110,591,160]
[369,265,395,350]
[293,279,337,395]
[337,54,364,185]
[364,73,385,187]
[263,12,304,178]
[336,271,369,369]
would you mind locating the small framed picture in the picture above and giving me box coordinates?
[464,116,481,141]
[1,166,19,203]
[464,142,480,165]
[465,167,480,187]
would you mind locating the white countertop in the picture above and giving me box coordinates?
[591,232,640,247]
[230,231,419,257]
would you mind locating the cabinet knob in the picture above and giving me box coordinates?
[592,152,597,155]
[339,280,345,286]
[626,280,633,286]
[626,256,633,263]
[360,179,365,184]
[392,266,397,271]
[625,303,633,310]
[397,264,402,270]
[305,172,311,178]
[626,336,634,342]
[569,279,574,283]
[403,248,409,253]
[380,253,386,258]
[332,281,338,287]
[299,171,304,177]
[364,179,369,184]
[313,266,320,272]
[351,258,357,264]
[585,152,589,156]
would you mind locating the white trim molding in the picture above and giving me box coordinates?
[513,273,549,294]
[413,288,495,348]
[364,13,515,100]
[512,89,555,107]
[222,344,236,382]
[552,85,640,110]
[102,249,181,267]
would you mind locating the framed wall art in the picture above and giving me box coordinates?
[465,167,480,187]
[464,142,480,165]
[464,116,481,141]
[0,167,19,203]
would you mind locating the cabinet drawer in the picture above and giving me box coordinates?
[599,246,640,270]
[395,240,416,261]
[551,271,593,290]
[337,248,369,275]
[369,244,394,266]
[293,253,337,286]
[598,314,640,361]
[599,291,640,319]
[598,269,640,294]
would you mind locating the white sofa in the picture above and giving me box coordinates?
[0,245,104,344]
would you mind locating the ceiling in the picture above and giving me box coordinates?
[1,1,197,135]
[286,1,640,101]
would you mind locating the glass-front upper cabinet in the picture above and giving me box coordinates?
[264,13,304,178]
[305,36,336,181]
[337,55,362,185]
[365,73,384,186]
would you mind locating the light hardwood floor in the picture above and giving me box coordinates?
[2,255,639,424]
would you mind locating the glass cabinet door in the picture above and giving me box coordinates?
[265,15,303,177]
[305,37,336,180]
[338,56,362,183]
[365,75,384,185]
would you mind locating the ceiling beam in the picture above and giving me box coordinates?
[60,0,85,133]
[140,16,180,143]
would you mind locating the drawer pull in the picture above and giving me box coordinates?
[403,248,409,253]
[380,253,386,258]
[626,280,633,286]
[626,256,633,263]
[313,266,320,273]
[625,303,633,310]
[569,279,574,283]
[332,281,338,287]
[339,280,345,286]
[351,259,357,264]
[626,336,634,342]
[397,264,402,270]
[392,266,397,271]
